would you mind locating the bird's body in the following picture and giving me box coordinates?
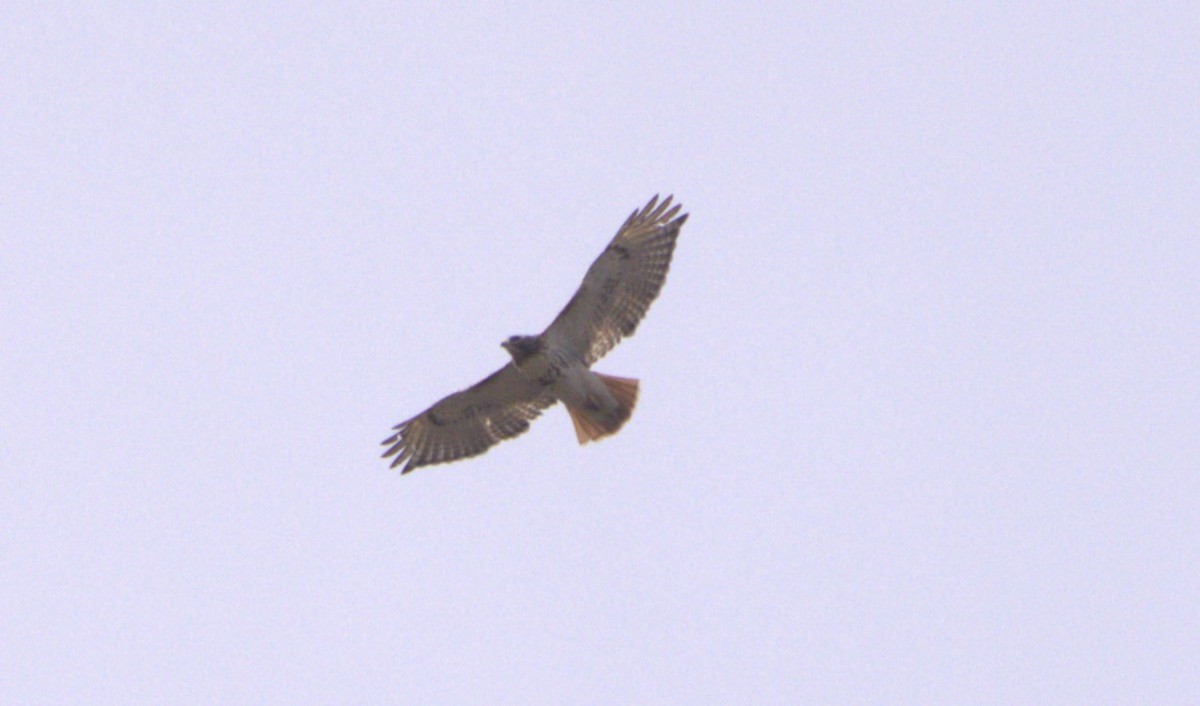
[382,195,687,474]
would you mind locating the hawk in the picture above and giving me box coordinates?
[381,194,688,474]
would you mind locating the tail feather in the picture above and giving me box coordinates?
[565,373,640,444]
[600,373,639,414]
[566,404,608,444]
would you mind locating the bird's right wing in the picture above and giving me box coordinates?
[381,363,558,474]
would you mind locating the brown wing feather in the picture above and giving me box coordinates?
[381,364,557,474]
[545,194,688,364]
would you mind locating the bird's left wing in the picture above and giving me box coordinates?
[543,195,687,365]
[381,363,558,474]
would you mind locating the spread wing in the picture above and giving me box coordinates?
[381,364,558,474]
[544,195,688,364]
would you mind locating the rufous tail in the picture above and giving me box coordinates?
[565,373,640,444]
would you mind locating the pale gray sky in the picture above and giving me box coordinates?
[4,3,1198,703]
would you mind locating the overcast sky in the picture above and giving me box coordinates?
[4,3,1198,703]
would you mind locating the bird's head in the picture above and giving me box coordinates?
[501,335,541,363]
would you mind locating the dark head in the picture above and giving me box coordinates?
[501,334,542,364]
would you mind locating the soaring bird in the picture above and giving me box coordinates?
[382,195,687,474]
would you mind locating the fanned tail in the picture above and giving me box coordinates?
[565,373,640,444]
